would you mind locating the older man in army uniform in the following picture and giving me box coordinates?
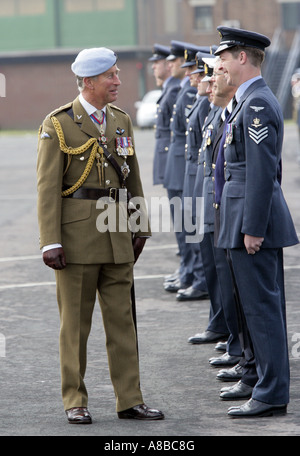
[37,47,164,424]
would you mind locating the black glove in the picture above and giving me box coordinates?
[132,237,146,263]
[43,247,67,270]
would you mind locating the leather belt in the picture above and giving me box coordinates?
[67,187,122,201]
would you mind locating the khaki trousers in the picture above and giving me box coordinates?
[55,262,143,412]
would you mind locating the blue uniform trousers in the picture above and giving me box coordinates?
[229,247,290,405]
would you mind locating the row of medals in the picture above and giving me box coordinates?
[96,126,133,184]
[204,122,233,148]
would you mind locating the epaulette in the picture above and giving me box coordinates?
[47,102,73,119]
[108,103,128,116]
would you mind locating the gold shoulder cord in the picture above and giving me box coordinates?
[50,115,103,197]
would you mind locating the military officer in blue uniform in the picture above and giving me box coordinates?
[214,27,299,417]
[163,41,198,292]
[188,56,231,344]
[175,49,211,301]
[149,44,181,185]
[175,50,211,302]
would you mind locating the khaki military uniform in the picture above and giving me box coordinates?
[37,96,150,412]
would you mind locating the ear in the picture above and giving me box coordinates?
[83,77,94,90]
[239,51,247,64]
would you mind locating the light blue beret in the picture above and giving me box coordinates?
[71,47,117,77]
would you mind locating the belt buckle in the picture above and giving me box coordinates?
[108,187,117,202]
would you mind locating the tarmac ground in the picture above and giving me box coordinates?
[0,123,299,441]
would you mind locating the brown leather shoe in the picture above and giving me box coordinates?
[65,407,92,424]
[118,404,164,420]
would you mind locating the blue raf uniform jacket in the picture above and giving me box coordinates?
[218,78,299,249]
[163,77,197,191]
[200,105,222,232]
[183,95,210,199]
[153,77,181,185]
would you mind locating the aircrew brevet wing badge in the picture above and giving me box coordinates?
[250,106,265,112]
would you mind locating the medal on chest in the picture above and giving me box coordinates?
[225,123,233,146]
[116,137,134,180]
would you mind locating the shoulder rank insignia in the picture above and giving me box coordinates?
[248,119,268,144]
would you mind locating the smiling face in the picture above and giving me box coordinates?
[83,64,121,109]
[217,50,241,87]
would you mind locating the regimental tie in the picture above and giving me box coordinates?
[90,110,106,137]
[90,110,106,185]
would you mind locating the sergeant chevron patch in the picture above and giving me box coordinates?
[248,126,268,144]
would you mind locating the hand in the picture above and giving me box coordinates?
[244,234,264,255]
[43,247,67,270]
[132,237,146,263]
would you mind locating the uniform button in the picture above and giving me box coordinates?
[80,156,85,160]
[104,162,108,168]
[106,179,111,185]
[164,147,168,151]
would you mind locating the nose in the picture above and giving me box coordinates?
[114,74,121,85]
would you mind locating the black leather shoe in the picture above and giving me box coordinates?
[164,279,187,293]
[188,330,228,344]
[228,398,287,418]
[209,352,241,366]
[215,341,227,352]
[66,407,92,424]
[176,286,209,301]
[220,380,253,400]
[216,363,243,382]
[164,269,180,282]
[118,404,164,420]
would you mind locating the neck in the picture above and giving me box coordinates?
[81,90,106,110]
[238,67,261,86]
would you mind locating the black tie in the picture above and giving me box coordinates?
[232,95,237,111]
[214,108,230,206]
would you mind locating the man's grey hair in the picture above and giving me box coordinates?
[76,75,99,92]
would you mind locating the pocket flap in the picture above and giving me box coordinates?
[61,198,92,224]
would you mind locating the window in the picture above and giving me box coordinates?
[64,0,125,13]
[0,0,46,16]
[194,6,213,32]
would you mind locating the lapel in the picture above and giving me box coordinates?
[228,78,267,122]
[104,104,118,146]
[71,98,118,148]
[204,105,220,128]
[72,96,100,138]
[212,116,225,164]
